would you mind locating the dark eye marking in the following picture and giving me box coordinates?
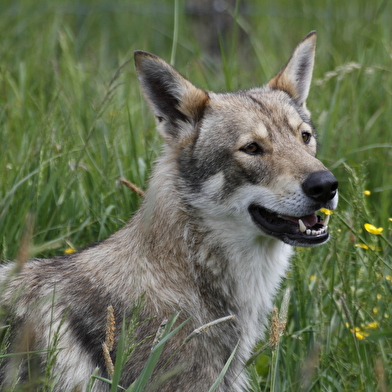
[240,143,263,155]
[301,131,312,144]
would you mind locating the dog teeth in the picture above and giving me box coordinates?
[322,215,330,227]
[299,219,306,233]
[301,221,330,236]
[299,214,331,236]
[303,227,328,236]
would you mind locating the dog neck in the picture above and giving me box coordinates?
[135,155,292,327]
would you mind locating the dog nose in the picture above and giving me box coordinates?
[302,171,338,203]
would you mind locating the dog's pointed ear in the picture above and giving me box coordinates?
[134,51,209,145]
[268,31,316,110]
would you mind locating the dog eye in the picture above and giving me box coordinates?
[241,143,262,155]
[301,132,311,144]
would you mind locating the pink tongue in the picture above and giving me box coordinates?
[280,213,317,227]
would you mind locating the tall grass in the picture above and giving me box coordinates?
[0,0,391,390]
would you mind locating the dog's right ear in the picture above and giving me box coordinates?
[134,51,209,145]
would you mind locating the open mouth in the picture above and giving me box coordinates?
[249,205,330,246]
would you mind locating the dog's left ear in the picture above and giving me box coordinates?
[134,51,209,146]
[268,31,316,111]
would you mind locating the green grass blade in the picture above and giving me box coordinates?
[128,313,188,392]
[110,317,128,392]
[208,341,239,392]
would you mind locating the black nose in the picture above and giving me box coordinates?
[302,171,338,203]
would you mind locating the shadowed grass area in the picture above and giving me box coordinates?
[0,0,391,390]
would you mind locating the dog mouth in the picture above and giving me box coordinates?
[249,205,331,246]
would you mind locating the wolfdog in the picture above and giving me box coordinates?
[0,31,338,391]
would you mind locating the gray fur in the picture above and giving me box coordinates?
[0,32,338,391]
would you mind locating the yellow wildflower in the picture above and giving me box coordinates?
[363,190,371,196]
[64,247,76,254]
[355,243,381,251]
[364,223,383,235]
[309,275,317,282]
[320,208,333,215]
[355,243,369,250]
[364,321,379,329]
[376,294,382,300]
[355,331,368,340]
[385,275,392,282]
[349,326,369,340]
[373,307,378,314]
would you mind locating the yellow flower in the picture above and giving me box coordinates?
[355,243,369,250]
[389,218,392,222]
[357,243,381,251]
[373,307,379,314]
[363,190,371,196]
[376,294,382,300]
[64,247,76,254]
[320,208,333,215]
[355,331,368,340]
[364,223,383,235]
[364,321,379,329]
[309,275,317,282]
[349,326,369,339]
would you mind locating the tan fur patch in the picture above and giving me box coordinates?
[178,86,210,122]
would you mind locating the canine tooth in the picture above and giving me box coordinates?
[299,219,306,233]
[322,215,330,226]
[306,229,311,235]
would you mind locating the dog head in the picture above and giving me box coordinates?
[135,31,338,247]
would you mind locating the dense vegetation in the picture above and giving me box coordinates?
[0,0,391,390]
